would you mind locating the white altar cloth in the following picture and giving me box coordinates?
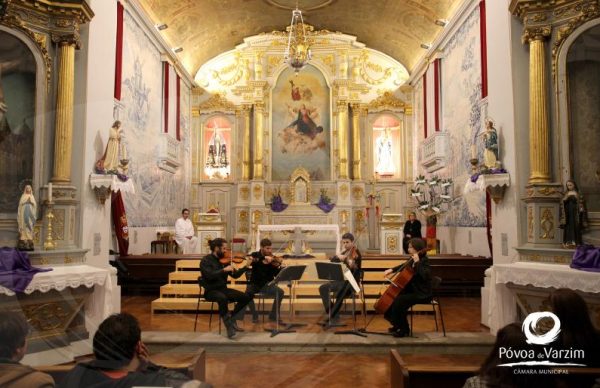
[0,265,116,335]
[256,224,341,255]
[487,262,600,333]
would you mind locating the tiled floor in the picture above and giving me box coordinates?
[122,296,489,387]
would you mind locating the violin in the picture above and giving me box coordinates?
[219,248,250,266]
[334,245,359,270]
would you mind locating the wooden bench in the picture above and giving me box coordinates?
[390,350,483,388]
[38,349,206,384]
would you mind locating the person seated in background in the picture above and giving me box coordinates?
[550,288,600,367]
[463,323,545,388]
[245,238,284,323]
[319,232,362,325]
[402,212,422,254]
[175,208,200,254]
[0,311,54,388]
[58,313,203,387]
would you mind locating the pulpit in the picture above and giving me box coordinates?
[379,213,404,254]
[196,211,225,254]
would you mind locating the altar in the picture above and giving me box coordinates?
[485,262,600,334]
[0,265,118,366]
[255,224,341,255]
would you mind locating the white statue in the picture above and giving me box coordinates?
[17,185,37,251]
[375,127,396,176]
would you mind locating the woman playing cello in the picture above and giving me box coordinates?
[382,237,431,337]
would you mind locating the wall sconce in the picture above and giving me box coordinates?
[155,23,168,31]
[420,43,431,50]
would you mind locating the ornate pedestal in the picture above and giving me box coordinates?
[196,212,226,254]
[523,183,563,246]
[379,213,404,254]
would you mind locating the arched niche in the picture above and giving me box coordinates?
[201,115,233,181]
[0,27,47,219]
[556,19,600,212]
[370,113,403,180]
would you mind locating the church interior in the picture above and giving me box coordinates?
[1,0,599,386]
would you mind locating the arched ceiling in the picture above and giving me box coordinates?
[138,0,462,76]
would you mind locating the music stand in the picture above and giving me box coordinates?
[265,265,306,337]
[315,262,347,329]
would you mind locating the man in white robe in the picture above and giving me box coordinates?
[175,208,200,254]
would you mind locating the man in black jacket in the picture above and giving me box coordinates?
[199,238,251,339]
[383,237,432,337]
[245,238,284,322]
[402,212,422,254]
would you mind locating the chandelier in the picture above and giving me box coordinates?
[285,7,312,73]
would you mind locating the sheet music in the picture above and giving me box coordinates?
[343,268,360,293]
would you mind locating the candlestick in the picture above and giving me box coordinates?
[48,182,52,203]
[470,144,477,160]
[44,204,56,250]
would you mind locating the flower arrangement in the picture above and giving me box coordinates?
[270,186,288,212]
[316,188,335,213]
[412,174,453,216]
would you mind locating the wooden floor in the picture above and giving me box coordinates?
[122,296,488,387]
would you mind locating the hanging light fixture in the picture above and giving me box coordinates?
[285,6,312,73]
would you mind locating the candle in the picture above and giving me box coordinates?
[48,182,52,202]
[470,144,477,160]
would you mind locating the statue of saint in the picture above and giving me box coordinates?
[481,120,499,169]
[17,185,36,251]
[560,180,587,248]
[375,128,396,176]
[97,121,122,173]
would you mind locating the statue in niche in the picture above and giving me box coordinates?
[17,184,36,251]
[290,167,311,205]
[219,144,228,166]
[480,120,499,170]
[560,179,588,248]
[295,180,307,203]
[375,127,396,176]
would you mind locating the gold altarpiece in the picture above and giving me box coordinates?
[190,26,413,251]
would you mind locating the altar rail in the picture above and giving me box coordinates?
[150,253,490,314]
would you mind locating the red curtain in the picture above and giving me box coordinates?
[434,58,441,131]
[480,0,488,98]
[176,74,181,141]
[163,62,169,133]
[114,1,124,100]
[423,73,428,138]
[111,191,129,256]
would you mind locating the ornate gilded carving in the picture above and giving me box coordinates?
[314,53,336,74]
[367,91,407,111]
[240,186,249,201]
[23,301,72,331]
[211,53,248,86]
[253,185,262,200]
[357,51,393,85]
[539,187,558,196]
[386,235,398,253]
[540,207,555,239]
[521,254,571,264]
[197,93,237,113]
[522,26,552,44]
[339,183,349,200]
[267,55,284,77]
[238,210,249,233]
[528,207,534,240]
[53,209,65,240]
[352,186,364,201]
[354,210,366,233]
[290,167,312,204]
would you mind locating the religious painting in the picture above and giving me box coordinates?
[203,116,231,180]
[0,31,36,214]
[271,65,330,181]
[372,114,401,179]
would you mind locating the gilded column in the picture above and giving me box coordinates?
[241,106,251,180]
[350,104,362,180]
[525,28,551,184]
[253,103,265,179]
[337,101,349,179]
[52,39,77,183]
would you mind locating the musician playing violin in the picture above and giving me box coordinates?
[382,237,431,337]
[319,232,362,325]
[245,238,285,323]
[199,238,252,339]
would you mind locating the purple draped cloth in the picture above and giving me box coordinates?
[270,195,288,213]
[0,247,52,292]
[571,244,600,272]
[316,196,335,213]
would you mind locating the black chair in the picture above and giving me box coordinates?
[194,277,221,333]
[244,270,272,324]
[410,276,446,336]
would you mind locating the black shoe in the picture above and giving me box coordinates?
[392,329,408,338]
[232,321,244,332]
[388,326,399,333]
[252,316,259,324]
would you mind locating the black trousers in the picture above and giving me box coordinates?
[204,287,251,321]
[245,283,284,319]
[319,280,352,319]
[384,293,431,332]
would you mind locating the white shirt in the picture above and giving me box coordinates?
[175,217,195,246]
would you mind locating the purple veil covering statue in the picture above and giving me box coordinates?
[0,247,52,292]
[270,194,288,212]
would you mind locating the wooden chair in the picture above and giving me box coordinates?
[194,276,221,333]
[410,276,446,336]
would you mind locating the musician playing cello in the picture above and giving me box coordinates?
[319,232,362,325]
[382,237,432,337]
[245,238,285,323]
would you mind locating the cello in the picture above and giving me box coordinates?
[373,249,424,314]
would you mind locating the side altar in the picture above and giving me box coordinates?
[256,224,341,255]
